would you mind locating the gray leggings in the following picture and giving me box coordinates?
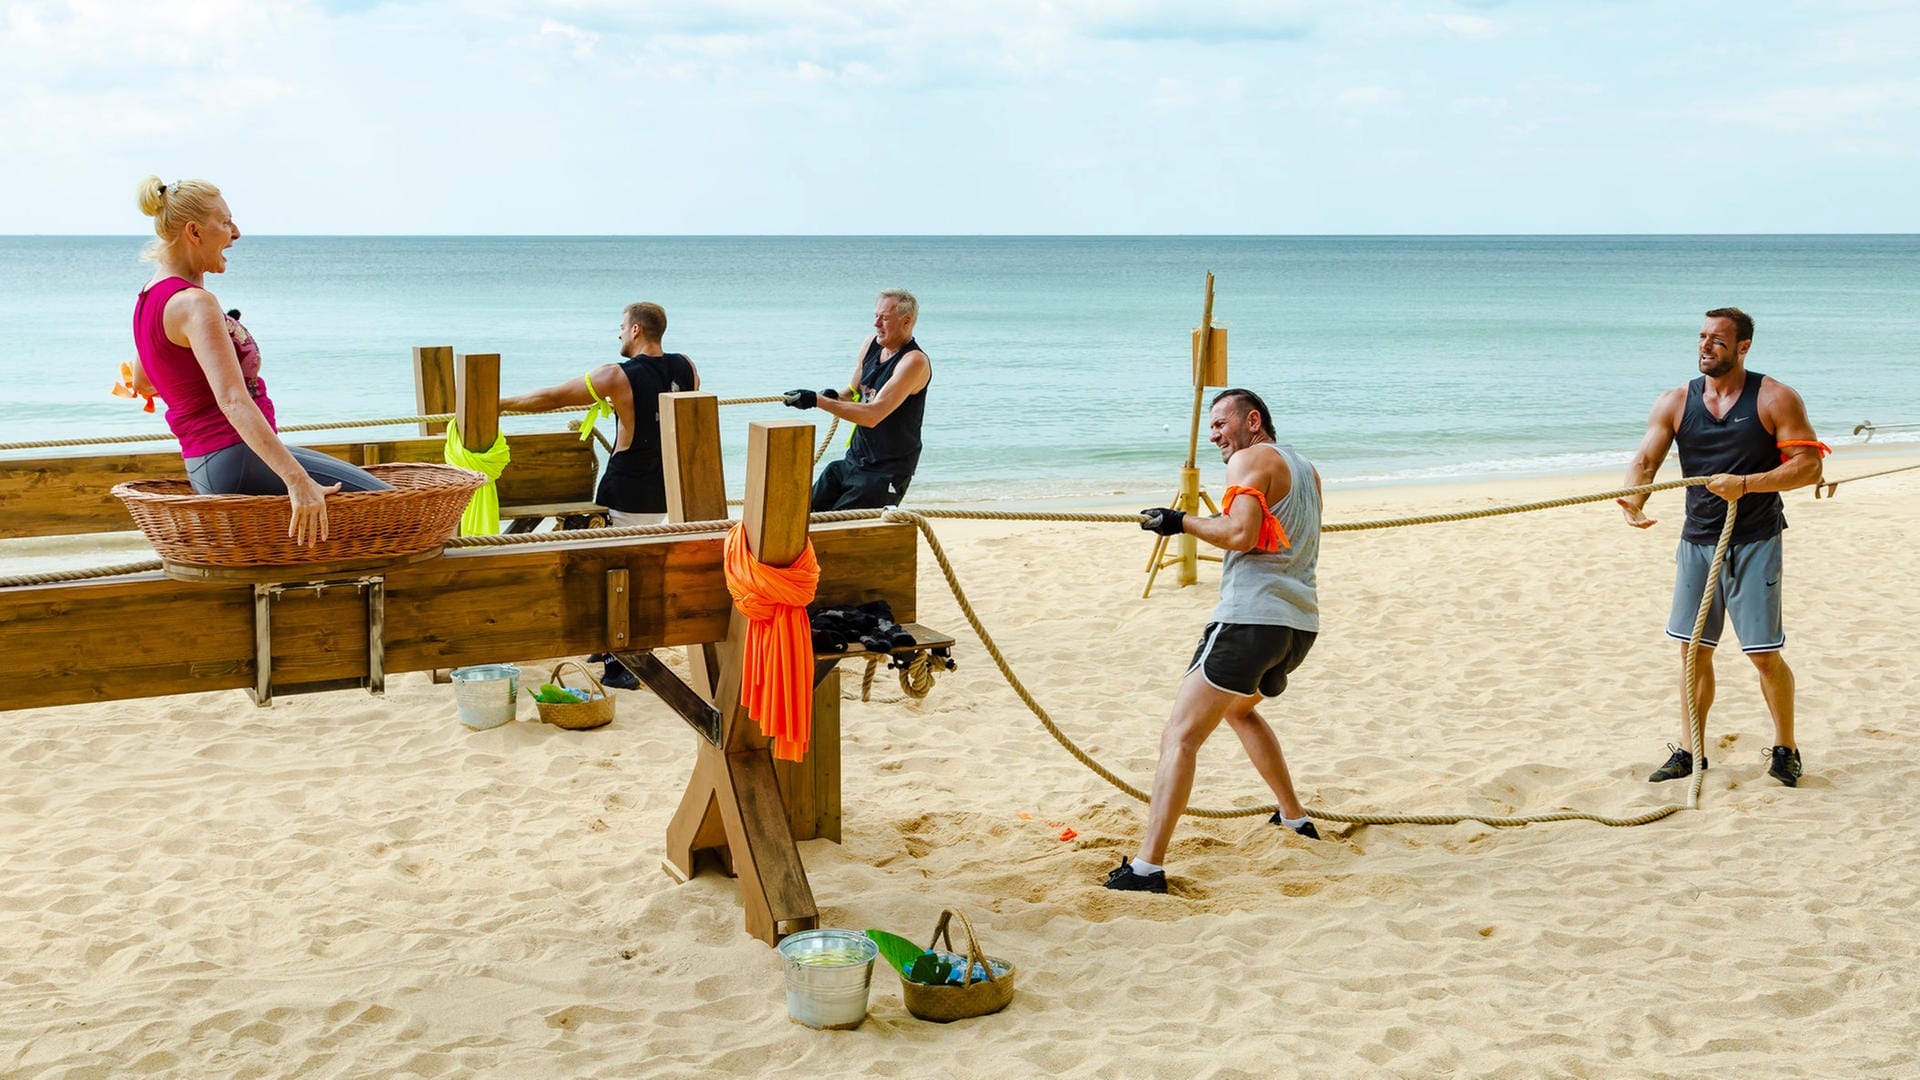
[184,443,392,496]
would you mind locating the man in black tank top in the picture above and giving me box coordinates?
[1617,308,1825,788]
[501,302,700,688]
[783,289,931,511]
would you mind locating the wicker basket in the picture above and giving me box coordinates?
[111,462,485,568]
[899,910,1015,1023]
[534,661,616,730]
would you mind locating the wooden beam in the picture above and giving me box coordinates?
[0,521,913,711]
[456,353,500,451]
[412,346,455,437]
[664,418,820,943]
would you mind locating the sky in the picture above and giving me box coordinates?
[4,0,1918,234]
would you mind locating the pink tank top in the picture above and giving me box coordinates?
[133,277,276,457]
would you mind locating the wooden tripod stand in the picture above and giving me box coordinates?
[1144,271,1227,598]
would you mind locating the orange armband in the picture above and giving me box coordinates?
[1777,440,1831,463]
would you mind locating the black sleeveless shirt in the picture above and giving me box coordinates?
[595,352,696,514]
[1677,370,1785,546]
[845,337,930,476]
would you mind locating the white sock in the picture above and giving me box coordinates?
[1129,858,1163,876]
[1280,815,1311,830]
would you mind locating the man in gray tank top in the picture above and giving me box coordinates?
[1104,389,1324,894]
[1617,308,1824,789]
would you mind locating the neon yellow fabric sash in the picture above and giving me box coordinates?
[444,421,511,535]
[579,372,614,442]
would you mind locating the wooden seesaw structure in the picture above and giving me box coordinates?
[0,389,949,946]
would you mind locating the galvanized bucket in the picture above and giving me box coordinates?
[777,929,878,1030]
[450,664,519,729]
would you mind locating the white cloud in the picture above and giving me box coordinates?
[1700,80,1920,134]
[538,18,600,59]
[1436,14,1504,40]
[1336,85,1400,108]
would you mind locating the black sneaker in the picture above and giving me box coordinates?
[1648,744,1706,783]
[1268,812,1320,840]
[1102,858,1167,894]
[600,658,641,692]
[1766,746,1803,788]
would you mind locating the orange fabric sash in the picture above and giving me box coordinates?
[1220,485,1289,552]
[1778,439,1831,463]
[723,522,821,762]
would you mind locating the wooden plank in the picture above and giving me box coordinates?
[0,432,599,539]
[412,346,455,436]
[456,353,500,451]
[605,569,632,653]
[616,650,720,745]
[0,521,913,711]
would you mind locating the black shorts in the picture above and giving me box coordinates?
[1187,622,1317,698]
[810,459,912,512]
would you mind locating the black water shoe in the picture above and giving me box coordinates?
[600,657,641,692]
[1102,858,1167,894]
[1268,813,1320,840]
[1648,745,1705,783]
[1766,746,1803,788]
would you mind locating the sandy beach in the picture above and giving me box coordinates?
[4,450,1918,1078]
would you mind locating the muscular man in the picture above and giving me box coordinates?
[784,289,931,511]
[1105,389,1322,894]
[501,301,698,689]
[1617,308,1823,787]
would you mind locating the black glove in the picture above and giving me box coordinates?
[1140,508,1185,536]
[821,388,840,401]
[783,389,817,409]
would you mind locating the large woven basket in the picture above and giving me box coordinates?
[534,661,616,730]
[111,462,485,568]
[899,910,1015,1023]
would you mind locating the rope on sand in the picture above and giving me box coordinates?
[883,495,1729,826]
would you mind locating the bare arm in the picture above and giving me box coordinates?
[817,350,930,428]
[1745,377,1823,493]
[171,289,339,544]
[1619,387,1682,528]
[1180,448,1287,553]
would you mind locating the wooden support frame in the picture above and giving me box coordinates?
[1145,271,1226,597]
[662,418,820,944]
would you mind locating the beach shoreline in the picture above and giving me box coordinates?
[5,454,1918,1076]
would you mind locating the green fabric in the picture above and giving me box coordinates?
[444,422,511,535]
[579,372,614,442]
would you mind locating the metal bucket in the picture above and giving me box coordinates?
[777,929,879,1030]
[450,664,519,729]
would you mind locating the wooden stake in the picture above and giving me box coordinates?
[411,346,455,437]
[455,353,500,451]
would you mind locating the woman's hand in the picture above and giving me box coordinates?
[287,474,343,545]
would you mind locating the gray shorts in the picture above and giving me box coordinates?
[1666,533,1783,653]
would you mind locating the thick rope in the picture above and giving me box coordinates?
[0,395,798,453]
[880,488,1734,826]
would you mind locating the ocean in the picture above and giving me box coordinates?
[3,235,1916,502]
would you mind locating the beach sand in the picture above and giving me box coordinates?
[4,452,1918,1078]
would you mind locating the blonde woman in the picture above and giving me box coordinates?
[131,177,387,545]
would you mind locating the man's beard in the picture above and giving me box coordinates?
[1699,355,1737,378]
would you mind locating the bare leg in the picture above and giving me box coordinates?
[1227,706,1307,820]
[1133,670,1243,866]
[1747,650,1796,749]
[1677,642,1716,754]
